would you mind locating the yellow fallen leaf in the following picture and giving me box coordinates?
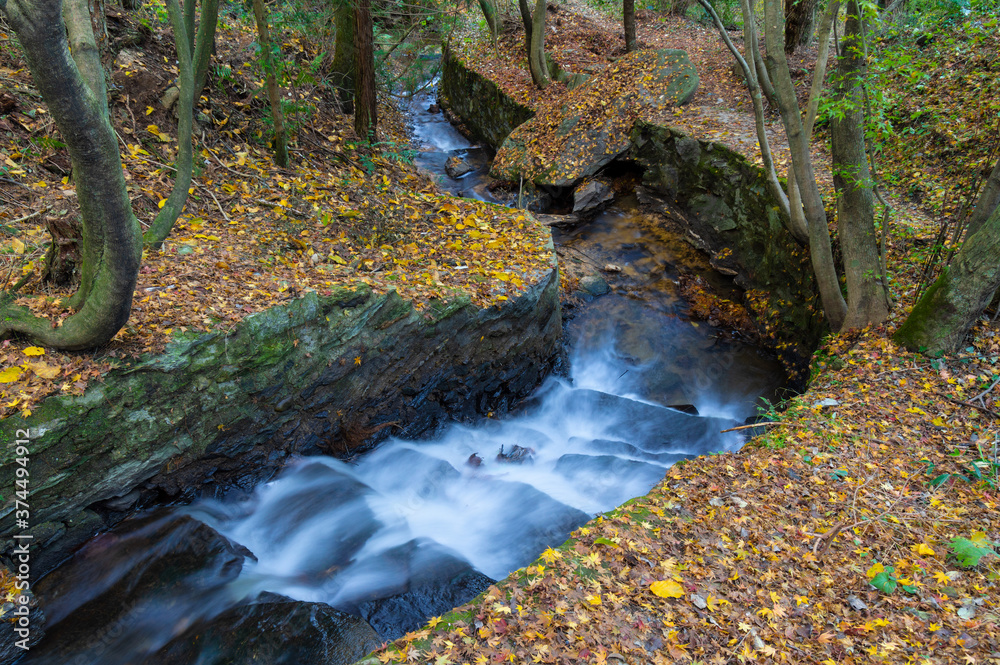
[866,562,884,579]
[0,367,25,383]
[23,347,45,356]
[912,543,936,557]
[650,580,684,598]
[26,361,60,379]
[9,238,26,255]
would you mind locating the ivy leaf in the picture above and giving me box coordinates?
[870,566,898,594]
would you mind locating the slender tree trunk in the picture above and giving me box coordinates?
[784,0,817,53]
[624,0,636,52]
[63,0,108,119]
[1,0,141,349]
[252,0,289,165]
[764,0,847,330]
[832,0,890,329]
[331,0,356,109]
[527,0,548,88]
[193,0,219,101]
[518,0,533,51]
[144,0,196,246]
[354,0,376,140]
[478,0,498,42]
[964,157,1000,240]
[894,204,1000,353]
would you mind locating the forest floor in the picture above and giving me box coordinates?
[0,0,999,662]
[358,3,1000,665]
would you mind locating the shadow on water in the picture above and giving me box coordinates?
[24,89,789,664]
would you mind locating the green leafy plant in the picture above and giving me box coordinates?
[949,532,997,568]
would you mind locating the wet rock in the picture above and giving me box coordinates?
[572,178,614,214]
[578,273,611,297]
[0,589,44,664]
[147,592,381,665]
[445,155,475,178]
[348,540,493,641]
[28,512,252,664]
[534,212,581,228]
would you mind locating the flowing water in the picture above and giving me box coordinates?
[25,88,788,664]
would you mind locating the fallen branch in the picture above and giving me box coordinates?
[720,421,799,433]
[937,391,1000,420]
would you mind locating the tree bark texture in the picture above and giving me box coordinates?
[144,0,196,246]
[1,0,141,349]
[354,0,376,140]
[63,0,109,119]
[527,0,548,88]
[784,0,817,53]
[964,156,1000,240]
[894,203,1000,353]
[831,0,890,329]
[764,0,847,330]
[479,0,498,42]
[624,0,636,52]
[193,0,219,101]
[252,0,289,165]
[330,0,356,108]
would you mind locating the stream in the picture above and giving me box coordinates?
[21,87,788,664]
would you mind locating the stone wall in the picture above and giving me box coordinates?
[629,121,827,380]
[440,42,535,150]
[0,268,561,574]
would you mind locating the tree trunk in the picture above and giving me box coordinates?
[144,0,196,246]
[478,0,498,42]
[1,0,141,349]
[252,0,289,166]
[527,0,548,88]
[784,0,817,53]
[894,204,1000,353]
[964,157,1000,240]
[831,0,890,329]
[623,0,636,52]
[63,0,109,120]
[330,0,355,110]
[353,0,376,140]
[193,0,219,101]
[763,0,847,331]
[518,0,533,52]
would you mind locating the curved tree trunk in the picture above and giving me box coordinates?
[517,0,533,53]
[144,0,195,247]
[252,0,289,166]
[330,0,356,110]
[1,0,141,349]
[63,0,108,120]
[894,204,1000,353]
[624,0,636,52]
[784,0,817,53]
[832,0,890,329]
[354,0,376,140]
[763,0,847,331]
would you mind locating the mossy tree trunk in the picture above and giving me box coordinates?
[527,0,548,88]
[0,0,142,349]
[330,0,356,110]
[894,203,1000,354]
[63,0,108,120]
[354,0,376,139]
[964,157,1000,240]
[252,0,289,166]
[831,0,890,329]
[143,0,195,247]
[193,0,219,101]
[624,0,636,52]
[478,0,498,42]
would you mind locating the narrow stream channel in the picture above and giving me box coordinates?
[22,87,788,664]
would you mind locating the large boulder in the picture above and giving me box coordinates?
[492,49,698,187]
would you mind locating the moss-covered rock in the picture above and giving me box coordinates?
[0,267,561,574]
[629,121,827,380]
